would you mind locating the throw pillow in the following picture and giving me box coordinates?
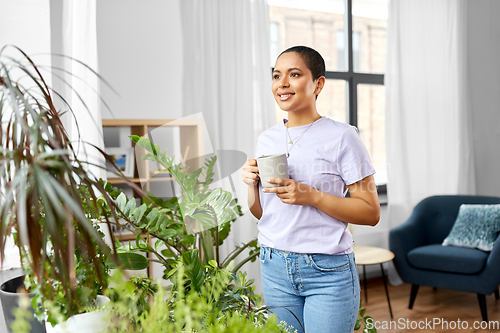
[442,204,500,251]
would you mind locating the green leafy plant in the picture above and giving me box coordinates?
[169,252,263,317]
[95,136,273,328]
[18,183,149,326]
[108,135,259,279]
[102,266,293,333]
[0,46,148,325]
[354,298,377,333]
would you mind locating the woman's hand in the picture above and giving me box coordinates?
[262,178,318,206]
[242,159,260,187]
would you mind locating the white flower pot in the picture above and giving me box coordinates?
[45,295,111,333]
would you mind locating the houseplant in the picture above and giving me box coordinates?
[0,46,147,332]
[102,136,263,313]
[109,135,259,275]
[99,266,293,333]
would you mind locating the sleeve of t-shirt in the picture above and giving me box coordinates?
[255,134,263,158]
[336,126,376,185]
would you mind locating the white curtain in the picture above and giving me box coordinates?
[385,0,476,283]
[0,0,52,270]
[179,0,275,294]
[60,0,105,181]
[1,1,102,269]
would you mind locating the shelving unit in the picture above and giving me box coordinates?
[102,119,204,193]
[102,119,204,278]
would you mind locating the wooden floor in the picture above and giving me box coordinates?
[361,277,500,333]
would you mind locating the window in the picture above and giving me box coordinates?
[270,22,280,67]
[268,0,388,189]
[336,30,361,71]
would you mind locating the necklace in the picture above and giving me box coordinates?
[285,116,321,158]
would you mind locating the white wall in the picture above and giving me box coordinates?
[0,0,52,79]
[467,0,500,197]
[97,0,183,120]
[0,0,51,53]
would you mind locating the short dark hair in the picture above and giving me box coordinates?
[278,46,326,81]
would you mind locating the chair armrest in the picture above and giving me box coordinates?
[486,235,500,266]
[389,214,429,283]
[481,235,500,293]
[389,213,428,257]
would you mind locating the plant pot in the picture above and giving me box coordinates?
[0,275,46,333]
[45,295,111,333]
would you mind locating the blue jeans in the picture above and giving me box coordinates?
[260,247,360,333]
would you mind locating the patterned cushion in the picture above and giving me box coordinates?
[442,204,500,251]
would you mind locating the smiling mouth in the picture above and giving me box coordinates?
[279,93,294,101]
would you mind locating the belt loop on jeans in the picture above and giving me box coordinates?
[304,254,311,265]
[266,247,272,261]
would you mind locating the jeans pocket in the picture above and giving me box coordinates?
[260,247,268,264]
[309,253,350,272]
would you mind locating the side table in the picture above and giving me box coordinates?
[353,246,394,319]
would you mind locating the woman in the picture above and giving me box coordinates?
[241,46,380,333]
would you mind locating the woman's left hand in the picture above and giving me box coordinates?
[262,178,317,206]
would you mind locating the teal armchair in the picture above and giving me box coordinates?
[389,195,500,322]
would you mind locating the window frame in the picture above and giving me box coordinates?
[269,0,387,197]
[330,0,385,124]
[327,0,386,195]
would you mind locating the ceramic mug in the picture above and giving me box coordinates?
[256,154,289,188]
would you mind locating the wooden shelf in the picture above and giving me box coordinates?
[102,119,201,127]
[102,118,203,193]
[107,177,174,184]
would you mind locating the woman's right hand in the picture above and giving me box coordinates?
[242,159,260,187]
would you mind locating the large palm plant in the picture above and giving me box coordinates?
[0,45,130,318]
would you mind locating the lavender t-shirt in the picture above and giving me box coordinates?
[255,116,376,255]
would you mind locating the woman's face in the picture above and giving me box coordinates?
[272,52,320,114]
